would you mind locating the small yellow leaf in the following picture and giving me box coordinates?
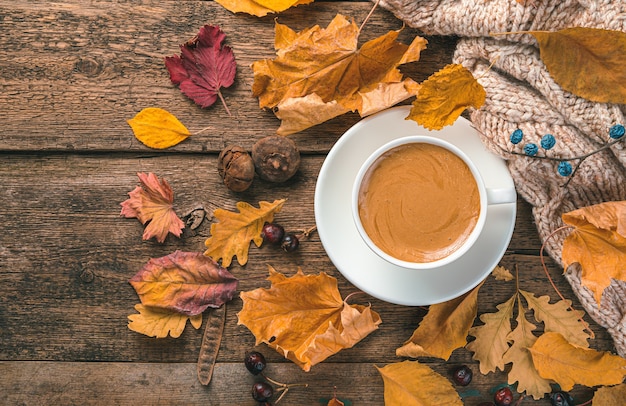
[492,265,514,281]
[128,304,202,338]
[376,360,463,405]
[215,0,313,17]
[592,384,626,405]
[529,332,626,391]
[406,63,485,130]
[127,107,190,149]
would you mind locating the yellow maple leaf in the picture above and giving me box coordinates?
[466,294,515,374]
[529,332,626,391]
[127,304,202,338]
[562,201,626,305]
[127,107,190,149]
[406,63,486,130]
[237,267,381,371]
[252,15,427,133]
[501,296,552,400]
[204,199,285,267]
[376,360,463,405]
[214,0,313,17]
[396,283,481,360]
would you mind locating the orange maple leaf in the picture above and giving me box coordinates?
[237,267,381,371]
[120,172,184,243]
[215,0,313,17]
[251,14,426,134]
[562,201,626,305]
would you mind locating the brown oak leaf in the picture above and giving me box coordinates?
[237,267,381,371]
[128,304,202,338]
[120,172,184,243]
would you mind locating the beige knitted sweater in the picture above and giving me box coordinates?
[378,0,626,356]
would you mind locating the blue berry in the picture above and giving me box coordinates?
[609,124,625,139]
[558,161,573,177]
[524,143,538,156]
[540,134,556,150]
[510,129,523,144]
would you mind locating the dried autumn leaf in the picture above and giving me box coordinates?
[592,383,626,405]
[129,251,238,316]
[252,15,427,133]
[406,63,486,130]
[376,360,463,405]
[396,283,481,360]
[501,296,552,400]
[466,294,515,374]
[237,267,381,371]
[120,172,184,243]
[128,304,202,338]
[529,332,626,391]
[492,265,514,281]
[520,290,590,348]
[204,199,285,267]
[165,25,235,112]
[562,201,626,305]
[127,107,191,149]
[214,0,313,17]
[528,27,626,103]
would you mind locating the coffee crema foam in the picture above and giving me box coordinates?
[358,143,480,263]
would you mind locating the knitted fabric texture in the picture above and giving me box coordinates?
[379,0,626,356]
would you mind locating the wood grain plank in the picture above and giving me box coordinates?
[0,0,457,153]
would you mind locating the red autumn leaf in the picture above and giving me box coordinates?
[120,172,184,243]
[129,250,238,316]
[165,25,236,113]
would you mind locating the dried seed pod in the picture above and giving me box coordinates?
[217,145,255,192]
[251,135,300,183]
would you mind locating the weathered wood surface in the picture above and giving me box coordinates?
[0,1,617,405]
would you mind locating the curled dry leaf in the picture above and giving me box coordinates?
[376,360,463,405]
[215,0,313,17]
[127,107,191,149]
[237,267,381,371]
[396,283,481,360]
[204,199,286,267]
[252,15,426,134]
[406,63,486,130]
[562,201,626,305]
[165,25,236,113]
[129,250,238,316]
[128,303,202,338]
[529,332,626,391]
[120,172,185,243]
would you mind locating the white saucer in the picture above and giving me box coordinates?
[314,106,517,306]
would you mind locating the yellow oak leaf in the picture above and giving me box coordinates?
[528,27,626,104]
[237,267,381,371]
[376,360,463,405]
[592,383,626,405]
[252,15,427,133]
[492,265,514,281]
[214,0,313,17]
[502,296,552,400]
[562,201,626,305]
[528,332,626,391]
[204,199,285,267]
[520,290,590,348]
[120,172,185,243]
[127,107,190,149]
[128,304,202,338]
[466,294,515,374]
[406,63,486,130]
[396,283,481,360]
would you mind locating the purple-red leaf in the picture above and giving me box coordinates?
[129,250,238,316]
[165,25,236,111]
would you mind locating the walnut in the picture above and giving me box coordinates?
[251,136,300,183]
[217,145,255,192]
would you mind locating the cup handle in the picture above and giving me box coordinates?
[486,187,517,205]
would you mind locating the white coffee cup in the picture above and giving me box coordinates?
[352,136,516,270]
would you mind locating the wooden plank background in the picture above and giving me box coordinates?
[0,1,617,405]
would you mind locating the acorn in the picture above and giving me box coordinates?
[217,145,255,192]
[251,136,300,183]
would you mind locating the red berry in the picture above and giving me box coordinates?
[281,234,299,252]
[261,222,285,245]
[451,365,472,386]
[252,381,273,402]
[244,351,266,375]
[494,387,513,406]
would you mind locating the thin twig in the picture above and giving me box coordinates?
[358,0,381,37]
[217,89,232,117]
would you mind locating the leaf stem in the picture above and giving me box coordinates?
[217,89,232,117]
[358,0,380,38]
[193,126,214,135]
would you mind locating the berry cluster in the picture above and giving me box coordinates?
[508,123,625,186]
[244,350,307,405]
[261,222,314,252]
